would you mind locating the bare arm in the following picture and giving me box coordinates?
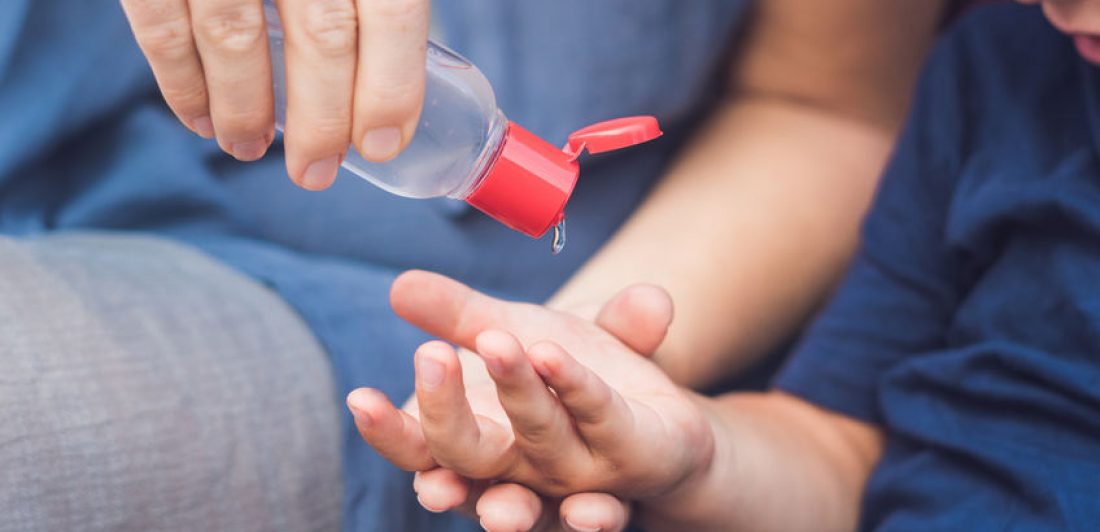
[642,392,883,531]
[548,0,947,387]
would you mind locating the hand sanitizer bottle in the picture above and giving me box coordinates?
[264,1,662,251]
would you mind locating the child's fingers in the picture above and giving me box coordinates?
[413,468,471,514]
[527,341,635,454]
[415,341,517,477]
[346,387,435,471]
[475,330,585,471]
[475,482,546,532]
[594,284,675,357]
[560,492,631,532]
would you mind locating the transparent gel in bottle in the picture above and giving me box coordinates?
[263,0,663,245]
[265,1,504,200]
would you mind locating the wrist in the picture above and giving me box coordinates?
[636,394,736,530]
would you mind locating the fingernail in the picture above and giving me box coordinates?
[532,358,553,379]
[417,354,445,390]
[483,355,505,378]
[231,138,268,161]
[360,127,402,161]
[191,116,215,138]
[345,391,374,425]
[417,494,445,514]
[301,155,341,190]
[349,405,373,427]
[565,519,601,532]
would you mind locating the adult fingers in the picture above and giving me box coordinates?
[475,331,586,476]
[559,493,631,532]
[527,341,635,455]
[189,0,275,161]
[390,270,511,350]
[412,468,470,514]
[475,483,546,532]
[594,284,674,357]
[353,0,430,162]
[414,470,492,520]
[276,0,358,189]
[346,387,435,471]
[415,341,517,478]
[120,0,214,138]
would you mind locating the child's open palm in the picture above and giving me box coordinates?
[348,271,715,531]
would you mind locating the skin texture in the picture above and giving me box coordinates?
[547,0,947,388]
[353,271,883,531]
[349,271,676,531]
[119,0,429,189]
[349,272,693,531]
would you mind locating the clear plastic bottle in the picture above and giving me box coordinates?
[264,1,662,246]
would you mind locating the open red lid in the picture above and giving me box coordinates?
[465,116,663,239]
[564,116,663,160]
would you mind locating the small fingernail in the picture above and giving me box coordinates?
[417,354,445,390]
[565,519,601,532]
[301,155,341,190]
[231,138,268,161]
[417,494,445,514]
[360,127,402,162]
[191,116,215,138]
[350,406,373,426]
[345,392,373,425]
[483,355,505,378]
[532,359,553,379]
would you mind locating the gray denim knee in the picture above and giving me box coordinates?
[0,233,341,532]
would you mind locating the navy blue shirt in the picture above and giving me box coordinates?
[777,5,1100,530]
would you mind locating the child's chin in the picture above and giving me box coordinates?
[1074,34,1100,67]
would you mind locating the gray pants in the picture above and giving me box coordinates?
[0,234,342,531]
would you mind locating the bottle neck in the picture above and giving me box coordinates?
[448,109,509,199]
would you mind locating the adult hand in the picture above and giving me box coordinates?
[398,470,631,532]
[348,271,714,529]
[120,0,429,189]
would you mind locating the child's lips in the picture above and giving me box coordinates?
[1074,34,1100,67]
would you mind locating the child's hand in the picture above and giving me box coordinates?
[418,328,711,499]
[348,271,715,524]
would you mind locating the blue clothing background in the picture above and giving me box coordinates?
[0,2,747,530]
[777,5,1100,530]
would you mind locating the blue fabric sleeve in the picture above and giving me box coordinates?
[776,6,1100,528]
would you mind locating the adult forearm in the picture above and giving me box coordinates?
[548,97,894,387]
[639,392,882,531]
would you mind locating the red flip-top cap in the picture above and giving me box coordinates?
[465,116,662,238]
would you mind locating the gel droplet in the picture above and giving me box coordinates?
[551,218,567,255]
